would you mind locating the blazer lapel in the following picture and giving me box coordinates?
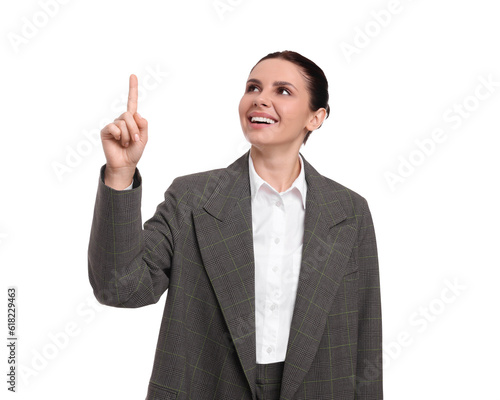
[280,153,359,400]
[193,150,258,399]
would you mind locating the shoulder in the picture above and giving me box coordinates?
[302,154,369,220]
[173,165,229,189]
[165,165,229,209]
[324,175,370,227]
[325,174,367,205]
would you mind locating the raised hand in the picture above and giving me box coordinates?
[101,74,149,189]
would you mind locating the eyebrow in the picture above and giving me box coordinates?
[246,78,297,91]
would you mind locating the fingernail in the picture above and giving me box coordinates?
[134,134,140,142]
[125,142,129,147]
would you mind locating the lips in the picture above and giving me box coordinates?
[247,112,278,129]
[248,112,278,123]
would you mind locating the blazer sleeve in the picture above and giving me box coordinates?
[355,198,383,398]
[87,164,187,308]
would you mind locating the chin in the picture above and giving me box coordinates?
[243,130,275,145]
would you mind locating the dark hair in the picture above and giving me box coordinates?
[250,50,330,145]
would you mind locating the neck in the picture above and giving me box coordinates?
[249,145,301,193]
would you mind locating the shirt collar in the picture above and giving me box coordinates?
[248,151,307,209]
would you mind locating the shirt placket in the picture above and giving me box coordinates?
[263,192,285,361]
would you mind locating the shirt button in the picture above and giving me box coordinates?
[272,265,278,272]
[267,347,273,353]
[274,237,280,244]
[270,303,277,311]
[274,292,280,298]
[275,200,282,207]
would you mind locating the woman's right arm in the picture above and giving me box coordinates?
[88,75,181,308]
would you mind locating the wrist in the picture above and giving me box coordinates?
[104,165,136,190]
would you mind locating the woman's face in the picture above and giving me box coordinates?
[238,58,321,151]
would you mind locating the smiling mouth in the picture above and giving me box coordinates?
[248,116,277,125]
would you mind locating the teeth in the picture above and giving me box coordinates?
[251,116,276,124]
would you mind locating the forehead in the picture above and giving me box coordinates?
[249,58,307,88]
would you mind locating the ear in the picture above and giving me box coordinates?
[305,108,327,132]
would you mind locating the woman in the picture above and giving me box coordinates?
[89,50,383,400]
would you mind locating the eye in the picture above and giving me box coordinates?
[277,87,291,95]
[246,84,259,92]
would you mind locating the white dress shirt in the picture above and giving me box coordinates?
[115,151,306,364]
[248,152,306,364]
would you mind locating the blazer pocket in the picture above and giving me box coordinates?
[343,255,359,282]
[343,269,359,282]
[146,382,178,400]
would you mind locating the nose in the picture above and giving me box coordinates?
[253,92,270,107]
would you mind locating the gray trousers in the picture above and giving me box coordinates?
[255,361,285,400]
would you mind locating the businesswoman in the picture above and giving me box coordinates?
[89,50,383,399]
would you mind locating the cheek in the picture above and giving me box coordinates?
[282,103,307,122]
[277,104,296,122]
[238,97,248,118]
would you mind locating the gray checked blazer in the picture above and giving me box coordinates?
[88,149,383,399]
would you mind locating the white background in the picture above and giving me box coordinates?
[2,0,499,399]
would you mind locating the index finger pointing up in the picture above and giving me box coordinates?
[127,74,138,114]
